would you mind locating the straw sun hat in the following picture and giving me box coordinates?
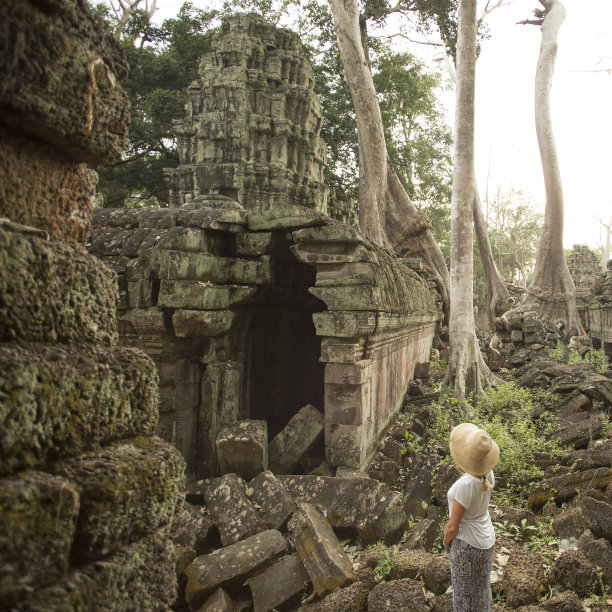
[449,423,500,477]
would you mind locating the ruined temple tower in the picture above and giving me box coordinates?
[164,14,328,214]
[89,14,438,483]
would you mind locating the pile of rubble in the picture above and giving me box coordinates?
[167,347,612,611]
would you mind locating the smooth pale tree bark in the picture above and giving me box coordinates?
[518,0,585,340]
[328,0,450,314]
[473,180,511,326]
[443,55,510,328]
[445,0,496,398]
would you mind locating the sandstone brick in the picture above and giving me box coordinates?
[0,343,159,476]
[0,228,118,344]
[216,420,268,480]
[184,530,289,610]
[290,502,354,597]
[55,437,185,563]
[268,405,324,474]
[0,471,79,607]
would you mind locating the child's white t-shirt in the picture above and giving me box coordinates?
[447,471,495,549]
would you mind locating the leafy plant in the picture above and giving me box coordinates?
[549,344,610,373]
[372,545,398,582]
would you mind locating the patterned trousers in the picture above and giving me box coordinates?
[450,538,494,612]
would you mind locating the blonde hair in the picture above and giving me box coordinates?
[481,473,493,492]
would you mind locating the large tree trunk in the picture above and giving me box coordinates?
[473,175,510,327]
[445,0,496,398]
[328,0,450,313]
[442,56,509,328]
[521,0,585,340]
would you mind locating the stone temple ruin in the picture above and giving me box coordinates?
[0,0,184,608]
[89,15,439,482]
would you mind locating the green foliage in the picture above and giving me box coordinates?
[414,381,561,506]
[484,189,544,287]
[94,2,217,207]
[371,544,398,581]
[549,344,610,373]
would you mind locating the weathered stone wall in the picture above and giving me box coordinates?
[586,259,612,357]
[164,13,329,214]
[89,205,439,479]
[0,2,184,609]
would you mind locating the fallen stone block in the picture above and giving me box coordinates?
[216,420,268,480]
[0,342,159,477]
[552,413,605,449]
[579,375,612,404]
[402,455,436,519]
[535,467,612,506]
[290,502,354,597]
[579,496,612,542]
[499,548,547,608]
[246,553,309,612]
[552,508,586,540]
[55,437,185,563]
[248,471,296,531]
[367,578,429,612]
[200,588,236,611]
[550,549,600,597]
[278,475,407,545]
[198,473,267,546]
[172,503,220,555]
[404,518,439,551]
[268,405,324,475]
[578,530,612,587]
[22,528,177,612]
[0,471,79,607]
[184,530,289,610]
[422,555,451,596]
[299,581,369,611]
[567,438,612,470]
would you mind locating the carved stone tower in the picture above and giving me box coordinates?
[164,14,328,213]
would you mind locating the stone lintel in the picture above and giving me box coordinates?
[315,261,377,286]
[146,249,273,285]
[172,309,236,337]
[308,285,382,311]
[158,281,256,310]
[291,244,372,265]
[292,224,365,244]
[312,311,377,337]
[247,206,327,231]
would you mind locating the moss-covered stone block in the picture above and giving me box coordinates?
[0,343,159,476]
[0,471,79,607]
[158,280,256,310]
[0,228,118,344]
[55,436,185,563]
[0,0,129,163]
[21,529,178,612]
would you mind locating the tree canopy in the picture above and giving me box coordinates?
[93,0,453,252]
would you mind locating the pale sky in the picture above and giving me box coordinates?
[150,0,611,249]
[471,0,612,250]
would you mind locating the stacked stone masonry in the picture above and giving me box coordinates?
[0,1,185,609]
[586,259,612,357]
[89,205,439,481]
[164,14,329,215]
